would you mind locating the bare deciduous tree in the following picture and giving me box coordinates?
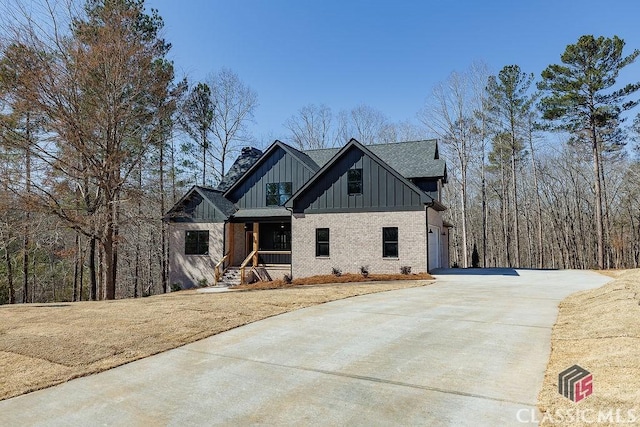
[284,103,336,149]
[209,68,258,180]
[421,70,479,267]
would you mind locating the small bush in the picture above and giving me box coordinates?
[472,243,480,268]
[400,266,412,275]
[197,278,209,288]
[283,273,293,284]
[170,283,182,292]
[331,267,342,277]
[360,266,369,278]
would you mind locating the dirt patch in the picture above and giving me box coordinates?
[538,269,640,426]
[233,272,433,290]
[0,279,431,401]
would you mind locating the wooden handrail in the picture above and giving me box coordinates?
[214,252,230,285]
[239,250,257,284]
[238,251,292,284]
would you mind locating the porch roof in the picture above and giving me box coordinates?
[231,207,291,221]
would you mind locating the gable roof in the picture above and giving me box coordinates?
[196,186,237,217]
[286,138,442,209]
[216,147,263,192]
[278,141,321,172]
[303,139,446,180]
[222,140,319,198]
[165,185,236,221]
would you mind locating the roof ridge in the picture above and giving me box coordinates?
[195,185,223,192]
[367,139,437,146]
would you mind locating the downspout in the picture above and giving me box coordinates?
[285,205,294,278]
[426,199,435,274]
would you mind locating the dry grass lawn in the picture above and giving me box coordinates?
[0,279,431,401]
[538,269,640,426]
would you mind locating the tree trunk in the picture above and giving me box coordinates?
[481,146,487,268]
[22,124,31,304]
[500,151,511,266]
[79,239,85,302]
[89,235,97,301]
[528,122,544,269]
[73,231,80,302]
[104,211,116,300]
[511,144,520,267]
[4,242,15,304]
[598,149,612,268]
[591,126,605,269]
[202,128,207,186]
[460,162,469,268]
[160,133,167,293]
[134,242,139,298]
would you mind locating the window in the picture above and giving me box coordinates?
[185,230,209,255]
[266,182,293,206]
[347,169,362,195]
[272,229,291,251]
[382,227,398,258]
[316,228,330,257]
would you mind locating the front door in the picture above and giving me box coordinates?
[245,231,253,260]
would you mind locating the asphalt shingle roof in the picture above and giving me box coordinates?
[277,141,321,173]
[231,207,290,219]
[303,140,446,179]
[196,186,237,217]
[216,147,263,192]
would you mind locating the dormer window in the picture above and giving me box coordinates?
[347,169,362,195]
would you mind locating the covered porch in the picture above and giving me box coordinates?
[215,208,292,284]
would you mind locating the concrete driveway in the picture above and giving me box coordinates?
[0,269,610,426]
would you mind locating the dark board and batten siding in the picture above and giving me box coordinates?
[229,146,313,209]
[174,193,225,223]
[294,146,424,213]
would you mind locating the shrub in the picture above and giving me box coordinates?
[472,243,480,268]
[331,267,342,277]
[197,278,209,288]
[170,283,182,292]
[283,274,293,284]
[360,265,369,278]
[400,266,411,275]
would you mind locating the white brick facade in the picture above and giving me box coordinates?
[168,222,224,288]
[291,210,428,277]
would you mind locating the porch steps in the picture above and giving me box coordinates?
[217,267,241,287]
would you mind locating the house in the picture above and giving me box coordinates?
[166,138,449,288]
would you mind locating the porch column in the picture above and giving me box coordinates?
[228,223,234,266]
[252,222,259,267]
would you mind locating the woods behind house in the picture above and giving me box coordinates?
[1,0,639,304]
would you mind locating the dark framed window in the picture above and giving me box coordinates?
[316,228,330,257]
[273,229,290,251]
[382,227,398,258]
[347,169,362,195]
[266,182,293,206]
[185,230,209,255]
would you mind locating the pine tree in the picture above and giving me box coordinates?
[538,35,640,269]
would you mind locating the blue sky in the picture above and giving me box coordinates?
[146,0,640,146]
